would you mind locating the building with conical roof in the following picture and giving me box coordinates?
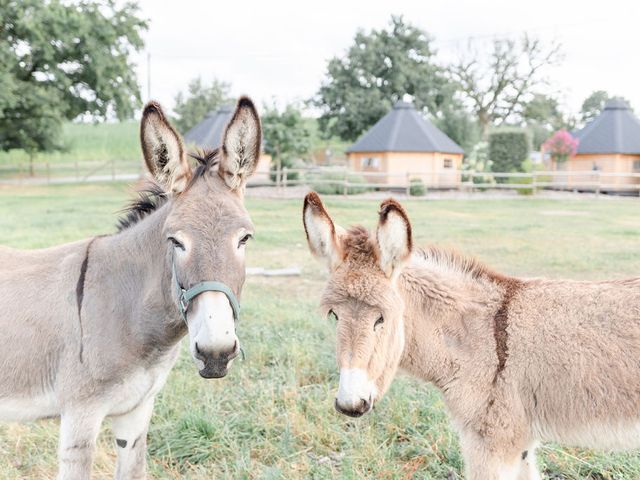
[556,99,640,190]
[346,101,464,187]
[183,105,235,149]
[183,105,271,181]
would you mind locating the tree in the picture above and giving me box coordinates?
[522,94,574,149]
[173,77,232,133]
[449,35,562,138]
[314,15,452,141]
[0,0,147,170]
[580,90,609,124]
[434,107,481,154]
[261,102,312,181]
[580,91,633,125]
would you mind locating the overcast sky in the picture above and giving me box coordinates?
[132,0,640,117]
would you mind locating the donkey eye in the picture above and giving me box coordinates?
[238,233,253,248]
[374,316,384,330]
[167,237,185,251]
[328,309,338,322]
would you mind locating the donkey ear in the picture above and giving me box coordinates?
[376,199,413,279]
[140,102,191,194]
[303,192,344,271]
[218,97,262,191]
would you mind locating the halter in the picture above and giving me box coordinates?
[172,258,241,325]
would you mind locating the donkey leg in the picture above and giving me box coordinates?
[459,430,522,480]
[517,443,542,480]
[111,397,155,480]
[57,409,104,480]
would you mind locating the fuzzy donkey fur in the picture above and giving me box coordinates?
[303,192,640,480]
[0,97,262,479]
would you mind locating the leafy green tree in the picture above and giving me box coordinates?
[435,107,481,154]
[0,0,147,144]
[522,94,574,149]
[580,91,632,125]
[314,15,452,141]
[261,102,312,181]
[580,90,609,124]
[173,77,232,133]
[0,0,147,171]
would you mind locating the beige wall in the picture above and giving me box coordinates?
[553,154,640,188]
[347,151,463,187]
[251,153,272,183]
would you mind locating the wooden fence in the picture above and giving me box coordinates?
[272,167,640,196]
[1,161,639,196]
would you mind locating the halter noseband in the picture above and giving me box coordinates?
[172,258,241,325]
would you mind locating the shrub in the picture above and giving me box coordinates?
[462,141,494,185]
[488,129,531,182]
[542,129,578,164]
[306,170,369,195]
[515,160,553,195]
[409,178,426,196]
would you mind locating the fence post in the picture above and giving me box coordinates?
[532,171,537,195]
[75,161,79,181]
[595,171,601,197]
[343,169,348,196]
[46,162,50,184]
[282,167,288,190]
[112,159,116,181]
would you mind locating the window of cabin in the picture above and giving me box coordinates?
[633,160,640,171]
[443,158,453,169]
[361,157,380,169]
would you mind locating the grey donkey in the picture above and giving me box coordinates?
[0,97,262,479]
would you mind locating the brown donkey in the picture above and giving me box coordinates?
[303,192,640,480]
[0,97,262,479]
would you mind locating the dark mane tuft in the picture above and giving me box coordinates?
[189,148,220,184]
[342,226,378,263]
[116,148,221,232]
[117,181,168,232]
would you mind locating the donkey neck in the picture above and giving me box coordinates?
[88,202,184,355]
[397,251,501,390]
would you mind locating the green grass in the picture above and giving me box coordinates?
[0,184,639,478]
[0,121,141,168]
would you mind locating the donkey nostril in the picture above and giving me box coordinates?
[360,398,370,412]
[194,342,205,360]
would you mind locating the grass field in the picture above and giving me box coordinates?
[0,183,639,479]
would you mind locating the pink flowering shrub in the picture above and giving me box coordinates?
[543,130,578,163]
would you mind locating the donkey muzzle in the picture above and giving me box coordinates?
[194,340,240,379]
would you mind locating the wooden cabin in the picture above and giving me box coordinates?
[346,101,464,187]
[554,99,640,191]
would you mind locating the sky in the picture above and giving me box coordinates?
[132,0,640,117]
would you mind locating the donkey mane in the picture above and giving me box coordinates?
[415,245,494,280]
[116,149,220,232]
[341,226,495,281]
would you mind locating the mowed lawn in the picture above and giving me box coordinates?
[0,183,639,479]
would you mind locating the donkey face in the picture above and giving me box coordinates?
[303,193,412,416]
[140,97,261,378]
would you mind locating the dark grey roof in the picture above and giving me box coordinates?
[574,99,640,155]
[183,105,234,148]
[346,101,464,154]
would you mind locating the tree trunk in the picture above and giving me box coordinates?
[29,153,35,177]
[478,111,490,140]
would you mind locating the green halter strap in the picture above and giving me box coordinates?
[172,259,241,325]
